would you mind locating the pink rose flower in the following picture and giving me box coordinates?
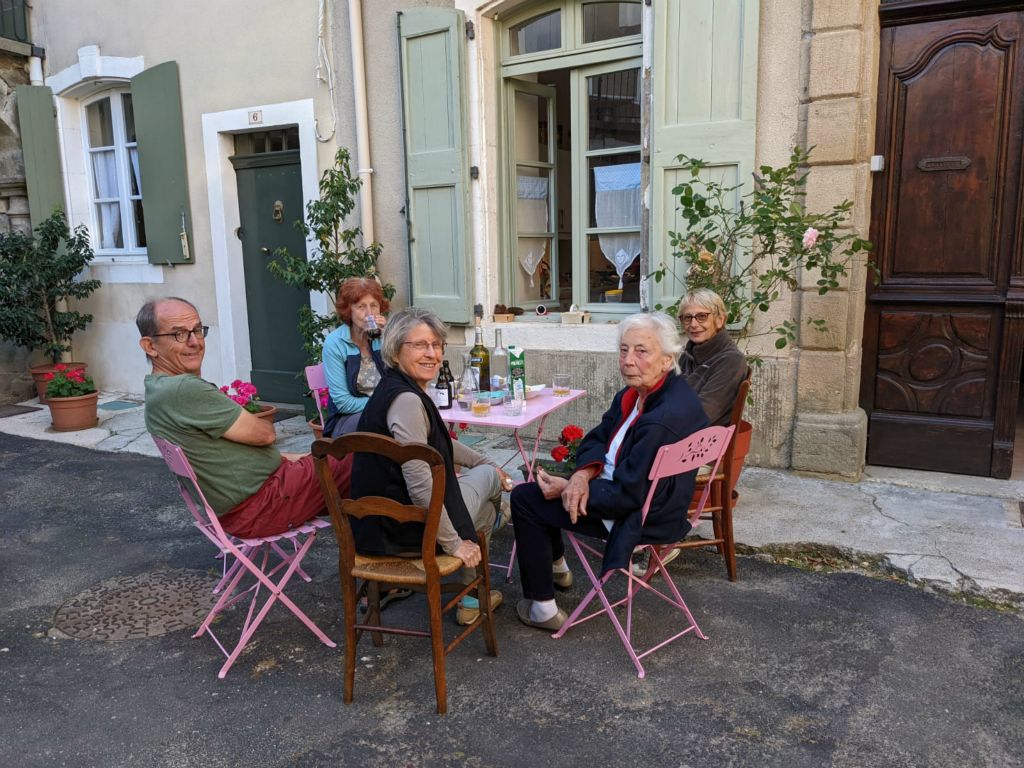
[802,227,819,249]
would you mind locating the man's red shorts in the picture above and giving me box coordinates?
[217,454,351,539]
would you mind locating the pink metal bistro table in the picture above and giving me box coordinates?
[448,387,587,581]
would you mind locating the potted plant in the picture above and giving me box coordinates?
[522,424,584,480]
[651,146,874,480]
[0,210,100,401]
[43,363,99,431]
[220,380,276,421]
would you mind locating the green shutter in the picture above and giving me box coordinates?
[131,62,193,265]
[16,85,65,226]
[399,8,472,323]
[650,0,759,310]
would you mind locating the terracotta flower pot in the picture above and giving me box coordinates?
[47,391,99,432]
[30,362,87,404]
[252,404,277,421]
[309,419,324,440]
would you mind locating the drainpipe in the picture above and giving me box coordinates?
[28,53,44,85]
[348,0,375,243]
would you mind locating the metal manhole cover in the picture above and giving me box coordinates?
[54,569,217,641]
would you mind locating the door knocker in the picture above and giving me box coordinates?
[271,200,284,223]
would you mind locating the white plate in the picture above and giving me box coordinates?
[524,384,545,399]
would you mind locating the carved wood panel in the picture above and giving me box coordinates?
[874,310,994,417]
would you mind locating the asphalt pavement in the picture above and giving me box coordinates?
[1,433,1022,767]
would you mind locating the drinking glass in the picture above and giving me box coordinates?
[502,395,524,417]
[552,373,571,397]
[472,391,492,416]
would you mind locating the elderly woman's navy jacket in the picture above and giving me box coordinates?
[575,370,709,573]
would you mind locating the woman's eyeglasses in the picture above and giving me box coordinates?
[402,340,446,353]
[680,312,713,325]
[149,325,210,343]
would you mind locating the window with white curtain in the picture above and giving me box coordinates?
[83,91,146,253]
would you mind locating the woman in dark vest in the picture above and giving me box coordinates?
[352,307,512,625]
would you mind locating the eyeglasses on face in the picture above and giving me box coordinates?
[150,325,210,343]
[680,311,714,325]
[402,340,446,353]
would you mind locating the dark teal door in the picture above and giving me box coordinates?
[231,150,308,404]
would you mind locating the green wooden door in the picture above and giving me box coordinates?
[231,151,309,404]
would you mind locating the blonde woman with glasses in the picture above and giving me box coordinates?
[677,288,748,426]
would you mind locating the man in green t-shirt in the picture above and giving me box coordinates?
[138,297,351,538]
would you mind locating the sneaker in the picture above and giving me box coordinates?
[456,590,504,626]
[631,547,680,577]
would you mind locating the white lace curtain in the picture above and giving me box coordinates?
[90,151,122,249]
[593,162,641,289]
[517,175,549,288]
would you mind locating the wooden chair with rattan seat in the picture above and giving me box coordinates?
[675,367,753,581]
[312,432,498,715]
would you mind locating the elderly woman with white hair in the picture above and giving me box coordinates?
[510,311,709,631]
[677,288,748,426]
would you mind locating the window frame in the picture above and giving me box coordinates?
[80,88,146,257]
[499,0,643,316]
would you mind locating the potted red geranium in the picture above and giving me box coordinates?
[44,363,99,432]
[220,380,276,420]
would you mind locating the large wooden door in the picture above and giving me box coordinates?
[862,5,1024,478]
[232,150,310,404]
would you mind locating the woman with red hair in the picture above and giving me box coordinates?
[322,277,390,436]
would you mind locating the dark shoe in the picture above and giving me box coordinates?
[552,568,573,590]
[456,590,503,626]
[516,599,568,632]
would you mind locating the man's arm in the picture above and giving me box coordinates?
[221,408,277,446]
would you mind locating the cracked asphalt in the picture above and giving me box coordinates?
[2,433,1024,767]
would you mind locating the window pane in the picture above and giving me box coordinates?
[122,93,136,143]
[127,147,141,196]
[588,233,640,304]
[86,98,115,147]
[588,154,640,228]
[516,166,551,234]
[583,2,641,43]
[587,68,640,150]
[132,199,147,248]
[514,236,553,303]
[95,202,124,249]
[514,91,550,162]
[509,10,560,56]
[90,150,121,199]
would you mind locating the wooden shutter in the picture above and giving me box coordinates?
[650,0,759,310]
[399,8,472,323]
[131,62,194,265]
[16,85,65,226]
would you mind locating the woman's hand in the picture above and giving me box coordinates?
[561,469,592,524]
[374,314,387,328]
[453,539,482,568]
[536,468,568,500]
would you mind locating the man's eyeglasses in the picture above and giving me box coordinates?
[680,312,713,325]
[150,325,210,343]
[402,340,446,353]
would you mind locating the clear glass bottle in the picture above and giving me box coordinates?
[457,351,476,411]
[490,328,509,399]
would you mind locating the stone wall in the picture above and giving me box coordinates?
[0,51,32,404]
[788,0,879,479]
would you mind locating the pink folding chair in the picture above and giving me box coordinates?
[152,435,336,678]
[306,364,328,430]
[552,425,736,678]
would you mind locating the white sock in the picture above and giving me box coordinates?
[552,557,570,574]
[529,599,558,622]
